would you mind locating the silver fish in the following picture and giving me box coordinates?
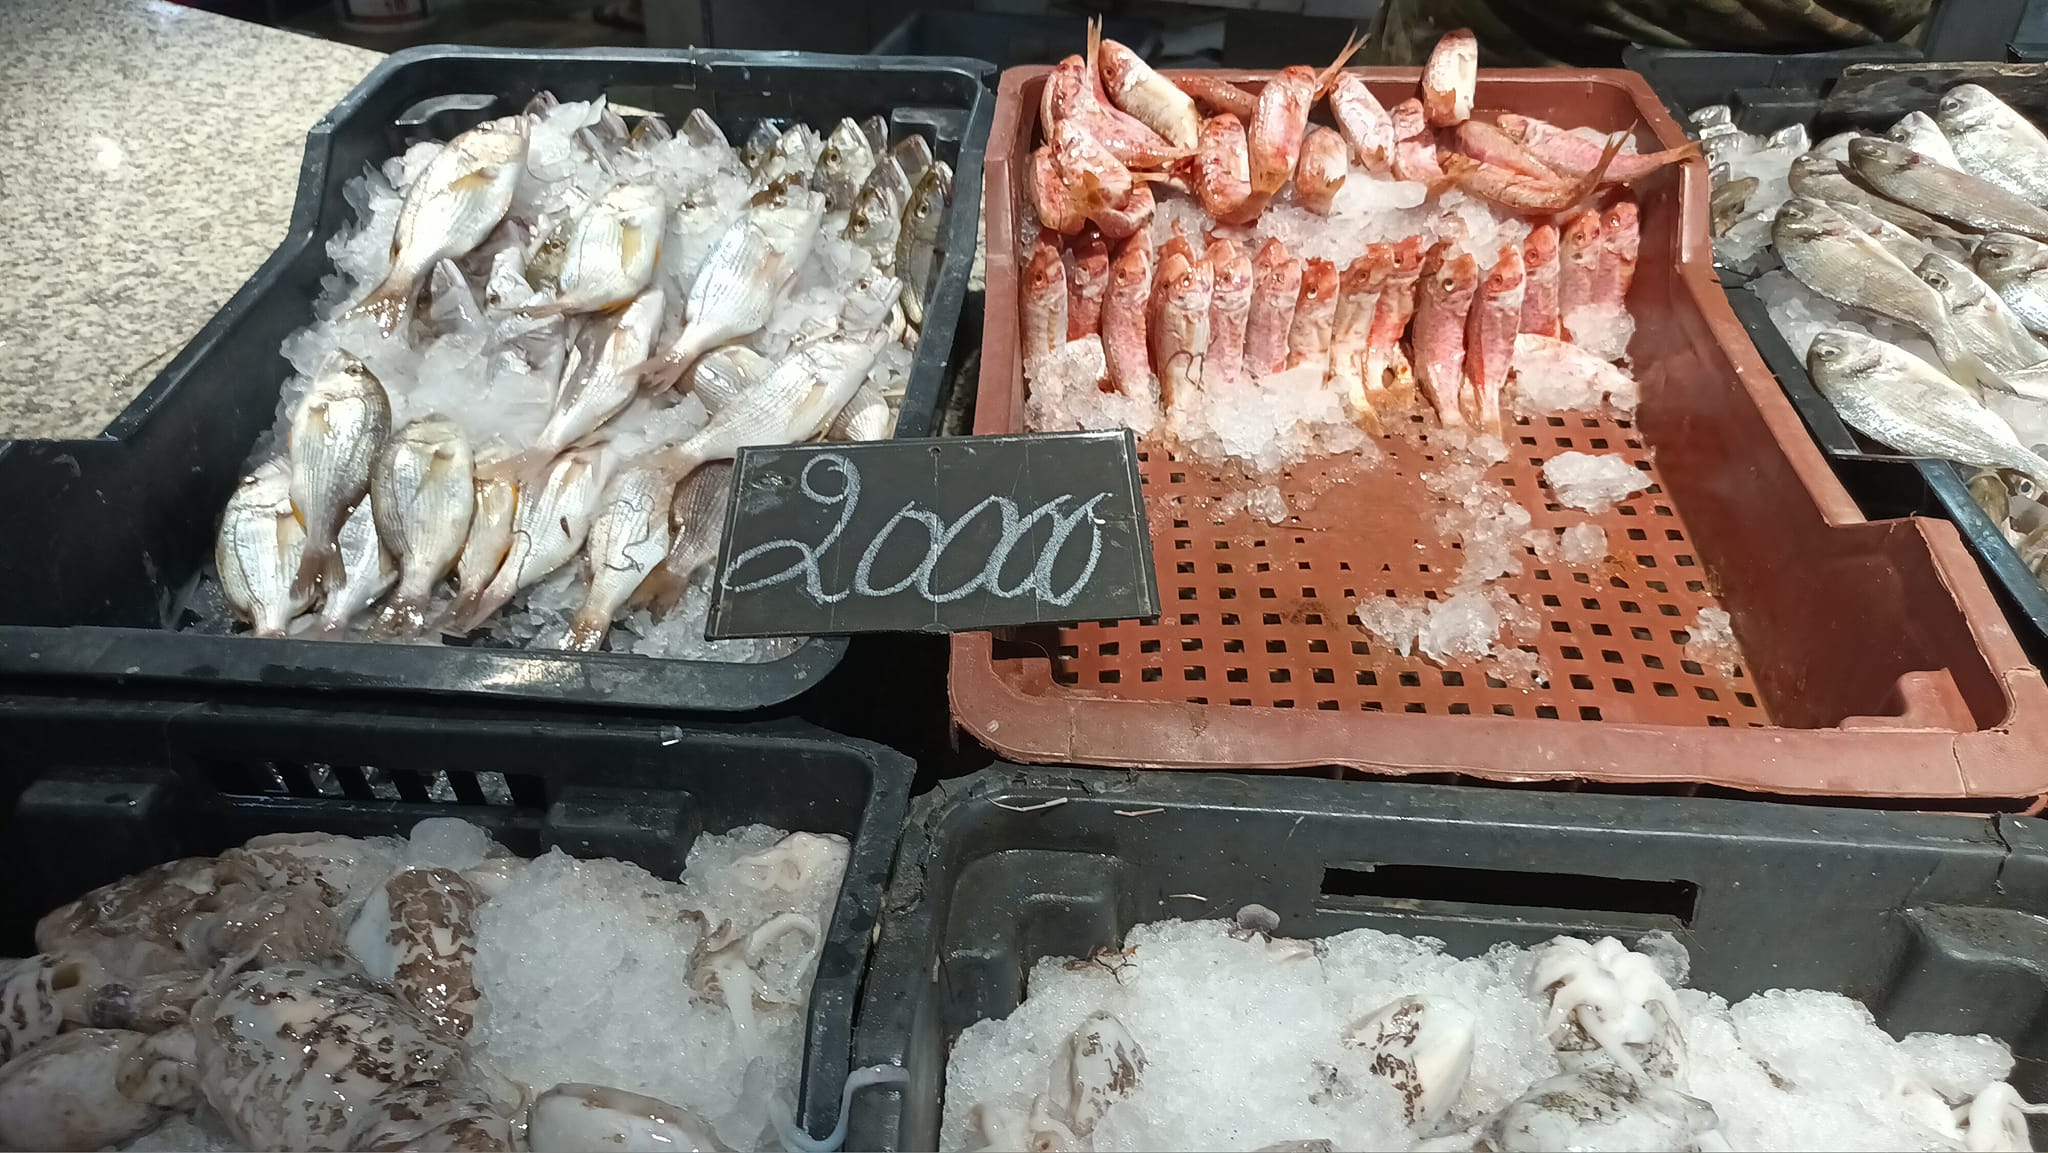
[1827,200,1955,270]
[459,445,607,631]
[1807,328,2048,485]
[1773,199,1954,345]
[533,286,666,457]
[217,459,312,638]
[846,178,902,273]
[1846,137,2048,239]
[1937,84,2048,205]
[660,182,744,304]
[653,188,823,382]
[287,354,391,603]
[1976,233,2048,338]
[1887,110,1960,169]
[861,114,890,156]
[1915,251,2048,372]
[1968,467,2014,524]
[1710,176,1756,237]
[1786,152,1964,240]
[631,460,735,620]
[561,463,677,652]
[442,448,519,636]
[897,160,951,328]
[314,498,395,637]
[627,113,673,151]
[826,380,892,441]
[866,155,913,221]
[740,120,783,173]
[688,346,769,414]
[524,210,575,297]
[369,417,475,637]
[841,270,903,336]
[351,115,529,334]
[682,109,733,157]
[653,330,884,479]
[426,258,485,334]
[890,134,933,183]
[817,117,878,212]
[519,182,666,317]
[751,123,820,195]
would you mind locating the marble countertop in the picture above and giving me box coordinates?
[0,0,382,440]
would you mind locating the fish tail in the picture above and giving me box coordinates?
[1316,27,1369,96]
[291,542,330,606]
[434,587,484,637]
[560,613,612,653]
[628,562,689,619]
[348,279,415,336]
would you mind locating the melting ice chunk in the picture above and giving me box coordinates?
[1543,452,1650,512]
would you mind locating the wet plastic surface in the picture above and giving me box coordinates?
[0,699,913,1139]
[848,767,2048,1151]
[950,65,2048,797]
[0,45,993,713]
[1634,57,2048,666]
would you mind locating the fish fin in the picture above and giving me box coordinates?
[1565,132,1630,210]
[448,168,497,192]
[346,280,415,336]
[433,588,485,638]
[620,221,647,271]
[1315,28,1369,97]
[1085,15,1101,82]
[290,542,329,606]
[559,613,611,653]
[629,563,688,618]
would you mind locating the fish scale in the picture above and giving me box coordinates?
[1808,328,2048,486]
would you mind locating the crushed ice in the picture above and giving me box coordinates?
[942,920,2031,1153]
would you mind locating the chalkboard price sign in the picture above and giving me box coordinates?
[705,431,1158,638]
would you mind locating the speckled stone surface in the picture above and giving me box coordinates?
[0,0,382,440]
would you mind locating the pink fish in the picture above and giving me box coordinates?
[1463,244,1525,436]
[1295,126,1349,215]
[1205,238,1253,387]
[1520,223,1561,339]
[1413,241,1479,427]
[1331,244,1394,423]
[1091,180,1155,241]
[1150,253,1213,408]
[1422,28,1477,127]
[1497,114,1699,184]
[1068,237,1111,339]
[1596,197,1640,307]
[1454,120,1559,180]
[1030,145,1084,235]
[1023,239,1068,361]
[1102,237,1155,401]
[1248,33,1363,197]
[1559,209,1602,317]
[1330,73,1394,174]
[1244,238,1303,378]
[1363,236,1427,409]
[1286,258,1341,371]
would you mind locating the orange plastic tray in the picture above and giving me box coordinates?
[950,65,2048,800]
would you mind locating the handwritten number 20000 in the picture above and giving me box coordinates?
[721,453,1111,606]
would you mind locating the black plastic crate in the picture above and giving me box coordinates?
[847,768,2048,1151]
[1626,57,2048,659]
[0,45,994,713]
[0,698,914,1140]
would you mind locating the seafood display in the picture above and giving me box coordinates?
[199,92,952,659]
[1021,26,1699,682]
[1023,24,1670,457]
[944,918,2038,1152]
[1703,84,2048,589]
[0,818,850,1151]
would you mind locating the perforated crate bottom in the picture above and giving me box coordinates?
[1040,408,1771,727]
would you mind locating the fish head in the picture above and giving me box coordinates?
[1975,233,2048,280]
[1771,196,1846,243]
[1444,252,1479,297]
[1419,238,1453,280]
[1390,235,1427,277]
[680,108,728,151]
[1524,223,1558,264]
[1562,209,1602,253]
[1301,258,1339,301]
[1166,258,1215,311]
[1847,136,1913,175]
[909,161,953,229]
[1805,327,1882,382]
[1213,251,1255,302]
[1202,236,1241,268]
[1936,84,2001,132]
[329,351,380,388]
[1914,252,1983,307]
[1602,200,1638,240]
[1111,238,1154,298]
[1485,244,1525,293]
[1026,243,1066,295]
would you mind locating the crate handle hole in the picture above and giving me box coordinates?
[1319,864,1698,925]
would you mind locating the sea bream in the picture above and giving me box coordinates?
[455,444,608,632]
[369,417,476,637]
[1808,328,2048,486]
[650,184,824,382]
[351,115,529,335]
[286,354,391,604]
[1975,233,2048,338]
[1935,84,2048,204]
[560,462,677,652]
[516,181,666,318]
[217,459,313,638]
[897,160,953,328]
[1845,137,2048,239]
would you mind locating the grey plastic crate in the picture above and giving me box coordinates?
[848,767,2048,1150]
